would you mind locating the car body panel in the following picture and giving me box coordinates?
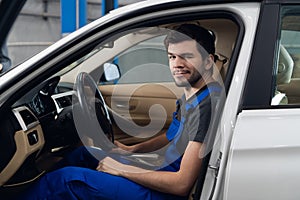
[202,3,261,200]
[220,2,300,200]
[226,109,300,200]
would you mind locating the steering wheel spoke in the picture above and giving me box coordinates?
[73,72,114,149]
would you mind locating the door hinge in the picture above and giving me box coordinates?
[208,152,222,176]
[207,152,222,199]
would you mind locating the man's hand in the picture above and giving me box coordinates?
[96,157,149,176]
[110,140,134,154]
[96,157,124,176]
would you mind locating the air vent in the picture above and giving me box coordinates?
[13,106,39,131]
[56,95,72,108]
[19,109,37,127]
[52,91,75,113]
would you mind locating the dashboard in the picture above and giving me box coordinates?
[15,76,61,117]
[0,76,81,186]
[12,76,79,151]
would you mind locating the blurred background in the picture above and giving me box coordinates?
[6,0,144,67]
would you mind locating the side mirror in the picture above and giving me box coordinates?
[102,63,120,82]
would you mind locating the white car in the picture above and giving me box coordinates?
[0,0,300,199]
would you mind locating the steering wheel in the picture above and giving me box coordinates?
[74,72,114,148]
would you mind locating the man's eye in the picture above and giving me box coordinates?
[183,55,194,59]
[169,55,176,59]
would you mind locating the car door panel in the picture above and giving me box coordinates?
[225,109,300,200]
[99,82,183,144]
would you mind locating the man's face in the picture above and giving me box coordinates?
[168,40,206,87]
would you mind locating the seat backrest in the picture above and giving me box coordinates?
[271,44,294,105]
[277,44,294,85]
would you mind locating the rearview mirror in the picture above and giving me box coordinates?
[103,63,120,82]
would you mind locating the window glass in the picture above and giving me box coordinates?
[272,7,300,105]
[115,35,172,84]
[59,27,172,85]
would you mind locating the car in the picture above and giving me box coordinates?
[1,0,300,199]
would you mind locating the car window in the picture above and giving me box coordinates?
[59,27,173,86]
[60,19,239,88]
[111,35,172,84]
[272,6,300,106]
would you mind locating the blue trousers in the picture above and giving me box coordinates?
[19,146,187,200]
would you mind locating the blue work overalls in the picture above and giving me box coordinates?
[161,85,220,171]
[20,86,219,200]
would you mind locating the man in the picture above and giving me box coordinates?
[20,24,222,200]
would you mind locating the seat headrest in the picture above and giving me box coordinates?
[277,45,294,85]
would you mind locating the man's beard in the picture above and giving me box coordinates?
[173,70,203,88]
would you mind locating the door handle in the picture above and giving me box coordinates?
[116,104,135,110]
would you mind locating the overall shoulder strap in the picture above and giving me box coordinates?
[185,86,221,112]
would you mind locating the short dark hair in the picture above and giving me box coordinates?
[164,24,215,57]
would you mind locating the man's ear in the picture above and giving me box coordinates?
[205,54,214,70]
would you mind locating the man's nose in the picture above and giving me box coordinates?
[173,56,185,67]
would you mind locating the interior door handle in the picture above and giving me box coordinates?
[116,104,135,110]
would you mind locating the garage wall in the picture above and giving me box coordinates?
[7,0,143,67]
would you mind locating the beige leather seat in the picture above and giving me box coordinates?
[271,44,294,105]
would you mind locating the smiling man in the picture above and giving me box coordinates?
[20,24,222,200]
[166,25,216,98]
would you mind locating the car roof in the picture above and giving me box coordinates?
[143,0,300,3]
